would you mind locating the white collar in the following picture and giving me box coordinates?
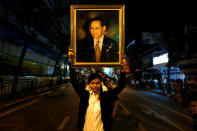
[94,35,104,51]
[94,35,104,44]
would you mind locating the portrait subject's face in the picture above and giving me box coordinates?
[89,20,106,40]
[89,78,101,94]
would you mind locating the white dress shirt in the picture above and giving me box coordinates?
[83,89,104,131]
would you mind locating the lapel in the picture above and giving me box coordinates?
[101,36,110,61]
[89,37,96,61]
[101,36,107,57]
[89,36,111,62]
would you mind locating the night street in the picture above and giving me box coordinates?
[0,0,197,131]
[0,84,194,131]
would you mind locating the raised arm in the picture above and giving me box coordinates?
[111,58,130,95]
[69,49,85,97]
[111,72,126,95]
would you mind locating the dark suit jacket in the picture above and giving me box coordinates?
[70,67,126,131]
[77,36,119,62]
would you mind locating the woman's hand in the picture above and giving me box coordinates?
[122,56,130,73]
[68,47,74,62]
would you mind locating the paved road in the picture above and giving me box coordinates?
[115,87,194,131]
[0,84,195,131]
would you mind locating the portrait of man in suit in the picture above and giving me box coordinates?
[76,17,119,63]
[71,5,124,66]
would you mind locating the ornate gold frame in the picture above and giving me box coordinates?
[70,5,125,67]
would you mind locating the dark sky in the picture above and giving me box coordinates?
[75,0,196,44]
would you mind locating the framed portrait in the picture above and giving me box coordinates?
[70,5,125,67]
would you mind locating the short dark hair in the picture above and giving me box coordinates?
[83,17,108,36]
[96,71,103,75]
[89,17,107,26]
[88,73,102,84]
[87,17,108,30]
[81,75,86,78]
[103,74,111,83]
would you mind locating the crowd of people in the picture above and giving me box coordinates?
[183,77,197,128]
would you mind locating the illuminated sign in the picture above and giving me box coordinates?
[153,53,168,65]
[160,67,180,73]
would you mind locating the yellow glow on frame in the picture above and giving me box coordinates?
[71,5,125,67]
[76,9,120,11]
[74,9,77,64]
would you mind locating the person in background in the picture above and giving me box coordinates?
[0,78,4,89]
[79,75,87,88]
[188,77,197,129]
[103,74,118,118]
[182,77,192,108]
[0,78,4,96]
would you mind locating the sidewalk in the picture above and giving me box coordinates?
[0,83,67,112]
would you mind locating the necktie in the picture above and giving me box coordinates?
[95,40,101,62]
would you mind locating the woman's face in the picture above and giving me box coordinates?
[89,78,101,93]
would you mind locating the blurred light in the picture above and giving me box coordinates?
[25,76,35,78]
[103,68,112,76]
[127,40,135,49]
[153,53,168,65]
[47,67,54,75]
[61,64,65,69]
